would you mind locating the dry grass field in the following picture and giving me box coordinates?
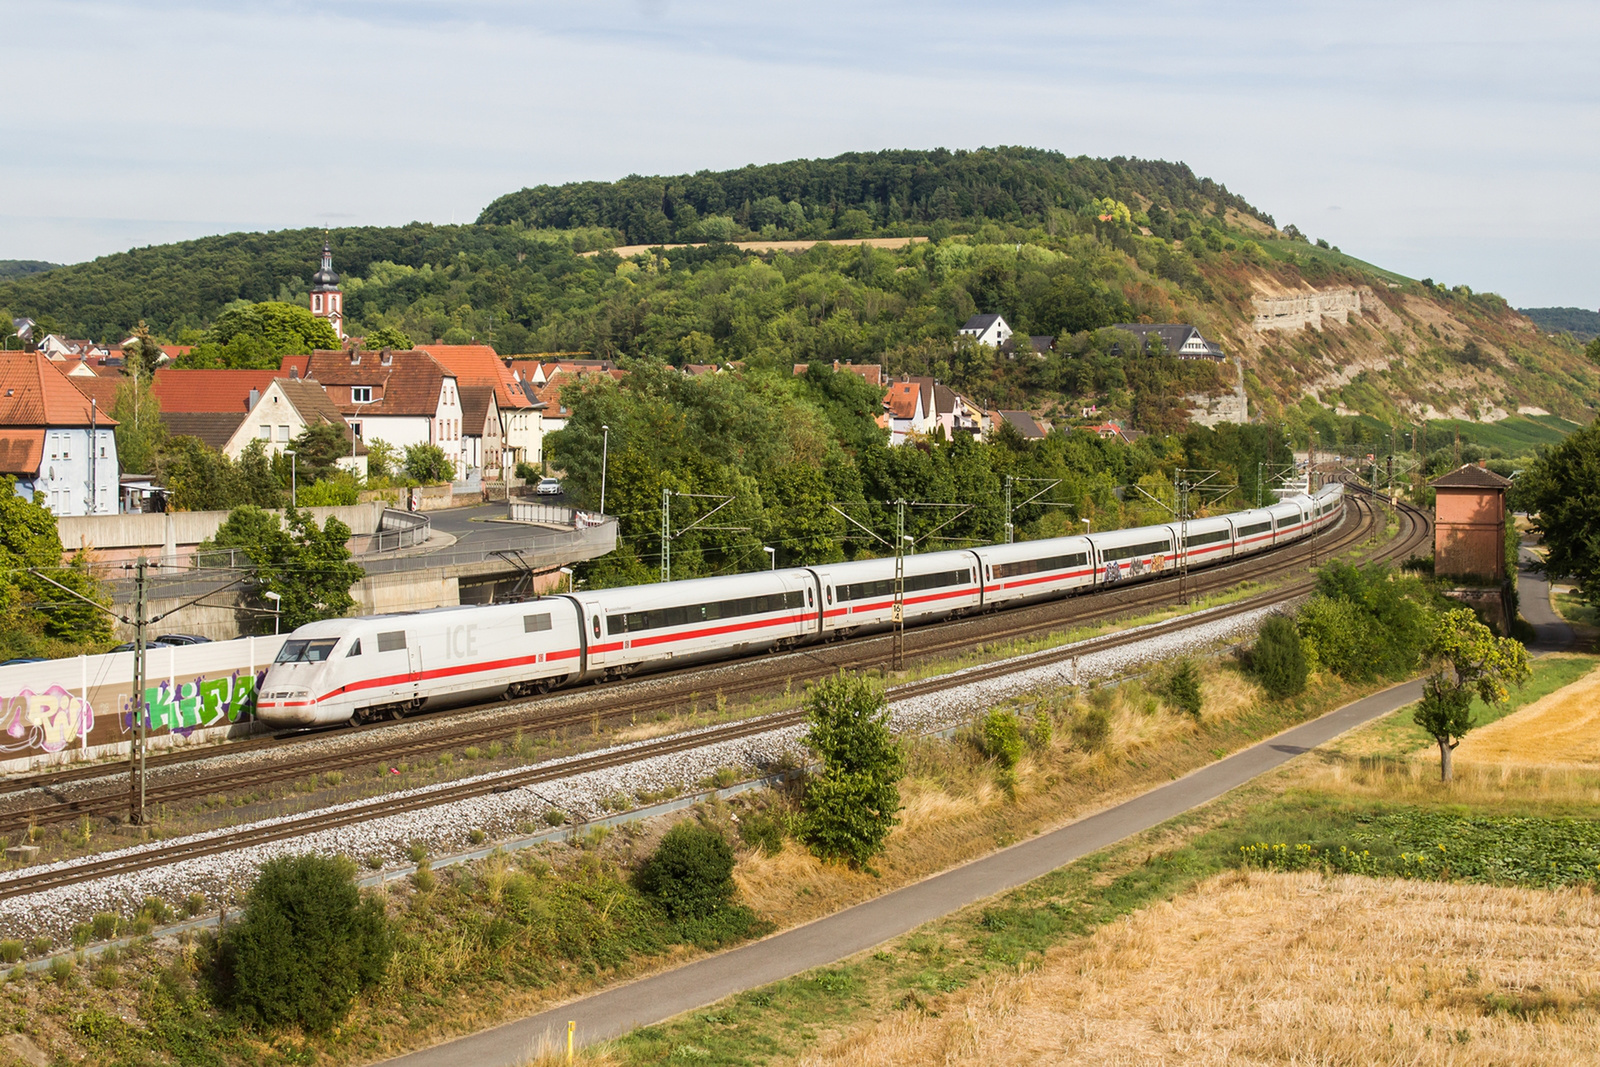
[1454,664,1600,768]
[796,871,1600,1067]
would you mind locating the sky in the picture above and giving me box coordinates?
[3,0,1597,308]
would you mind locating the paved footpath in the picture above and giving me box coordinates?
[383,550,1577,1067]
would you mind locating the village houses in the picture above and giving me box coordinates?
[0,351,120,514]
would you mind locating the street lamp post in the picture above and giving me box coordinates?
[265,591,282,636]
[284,449,297,508]
[1081,517,1092,535]
[558,566,574,593]
[763,546,776,570]
[599,425,610,515]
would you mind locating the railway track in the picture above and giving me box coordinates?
[0,488,1421,839]
[0,489,1428,901]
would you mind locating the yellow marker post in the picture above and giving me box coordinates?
[567,1020,575,1062]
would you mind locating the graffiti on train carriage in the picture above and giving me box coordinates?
[123,670,265,735]
[0,686,95,753]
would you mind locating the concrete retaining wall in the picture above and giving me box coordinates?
[59,504,388,568]
[0,637,284,773]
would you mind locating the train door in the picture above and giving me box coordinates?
[577,599,611,668]
[406,641,423,702]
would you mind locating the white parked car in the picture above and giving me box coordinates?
[535,477,563,496]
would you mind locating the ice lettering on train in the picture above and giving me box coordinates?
[446,624,478,660]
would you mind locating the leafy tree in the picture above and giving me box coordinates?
[237,438,284,508]
[361,324,413,350]
[0,480,113,650]
[287,420,354,485]
[1519,419,1600,610]
[1297,563,1433,682]
[635,821,737,921]
[184,302,340,369]
[799,672,904,869]
[222,854,390,1032]
[403,442,453,484]
[127,319,163,379]
[365,438,400,480]
[158,436,243,512]
[212,506,364,629]
[1165,658,1204,720]
[109,375,167,474]
[1414,607,1531,781]
[1249,613,1308,698]
[979,708,1023,769]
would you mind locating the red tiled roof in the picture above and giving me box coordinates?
[151,369,280,413]
[885,380,922,420]
[69,376,124,414]
[414,344,533,411]
[0,430,45,475]
[303,349,449,417]
[279,354,311,379]
[0,352,120,427]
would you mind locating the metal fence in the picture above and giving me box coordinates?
[508,501,607,528]
[369,509,431,553]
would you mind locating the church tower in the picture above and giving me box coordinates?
[310,240,344,340]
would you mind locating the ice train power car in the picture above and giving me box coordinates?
[256,485,1344,728]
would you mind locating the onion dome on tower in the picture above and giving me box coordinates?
[309,239,345,341]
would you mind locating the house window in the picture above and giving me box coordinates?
[352,386,372,403]
[350,420,362,438]
[100,445,106,458]
[260,425,271,439]
[279,425,291,441]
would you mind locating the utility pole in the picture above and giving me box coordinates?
[1176,478,1191,605]
[660,487,671,583]
[893,499,906,671]
[129,557,148,824]
[1003,476,1013,545]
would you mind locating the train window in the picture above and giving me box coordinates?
[1182,529,1231,549]
[347,639,362,657]
[377,631,406,653]
[524,613,553,633]
[608,590,805,633]
[593,616,601,639]
[992,553,1087,579]
[276,638,339,663]
[1236,521,1272,538]
[826,587,832,604]
[805,587,813,606]
[837,569,971,602]
[1098,539,1170,563]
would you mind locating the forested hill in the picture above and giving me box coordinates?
[1,146,1593,433]
[477,147,1275,242]
[0,260,59,280]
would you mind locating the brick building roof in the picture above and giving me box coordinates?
[414,344,534,411]
[0,352,119,427]
[302,349,451,417]
[1430,463,1512,489]
[151,369,280,413]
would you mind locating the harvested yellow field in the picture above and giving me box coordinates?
[800,872,1600,1066]
[1455,663,1600,768]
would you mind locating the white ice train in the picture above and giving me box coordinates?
[256,484,1345,728]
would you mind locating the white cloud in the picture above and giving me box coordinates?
[2,0,1596,305]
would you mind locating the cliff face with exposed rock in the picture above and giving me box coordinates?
[1189,269,1597,429]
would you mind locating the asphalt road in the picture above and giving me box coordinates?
[380,544,1578,1067]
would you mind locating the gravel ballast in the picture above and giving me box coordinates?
[0,601,1282,950]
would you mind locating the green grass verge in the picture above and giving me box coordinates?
[1332,654,1599,760]
[1554,591,1597,628]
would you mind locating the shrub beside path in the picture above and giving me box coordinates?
[380,547,1575,1067]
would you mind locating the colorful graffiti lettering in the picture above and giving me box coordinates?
[1104,560,1123,583]
[0,686,95,753]
[125,670,263,735]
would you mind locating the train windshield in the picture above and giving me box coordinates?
[274,638,340,663]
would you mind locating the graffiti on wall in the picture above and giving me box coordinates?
[1,686,95,753]
[124,670,264,735]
